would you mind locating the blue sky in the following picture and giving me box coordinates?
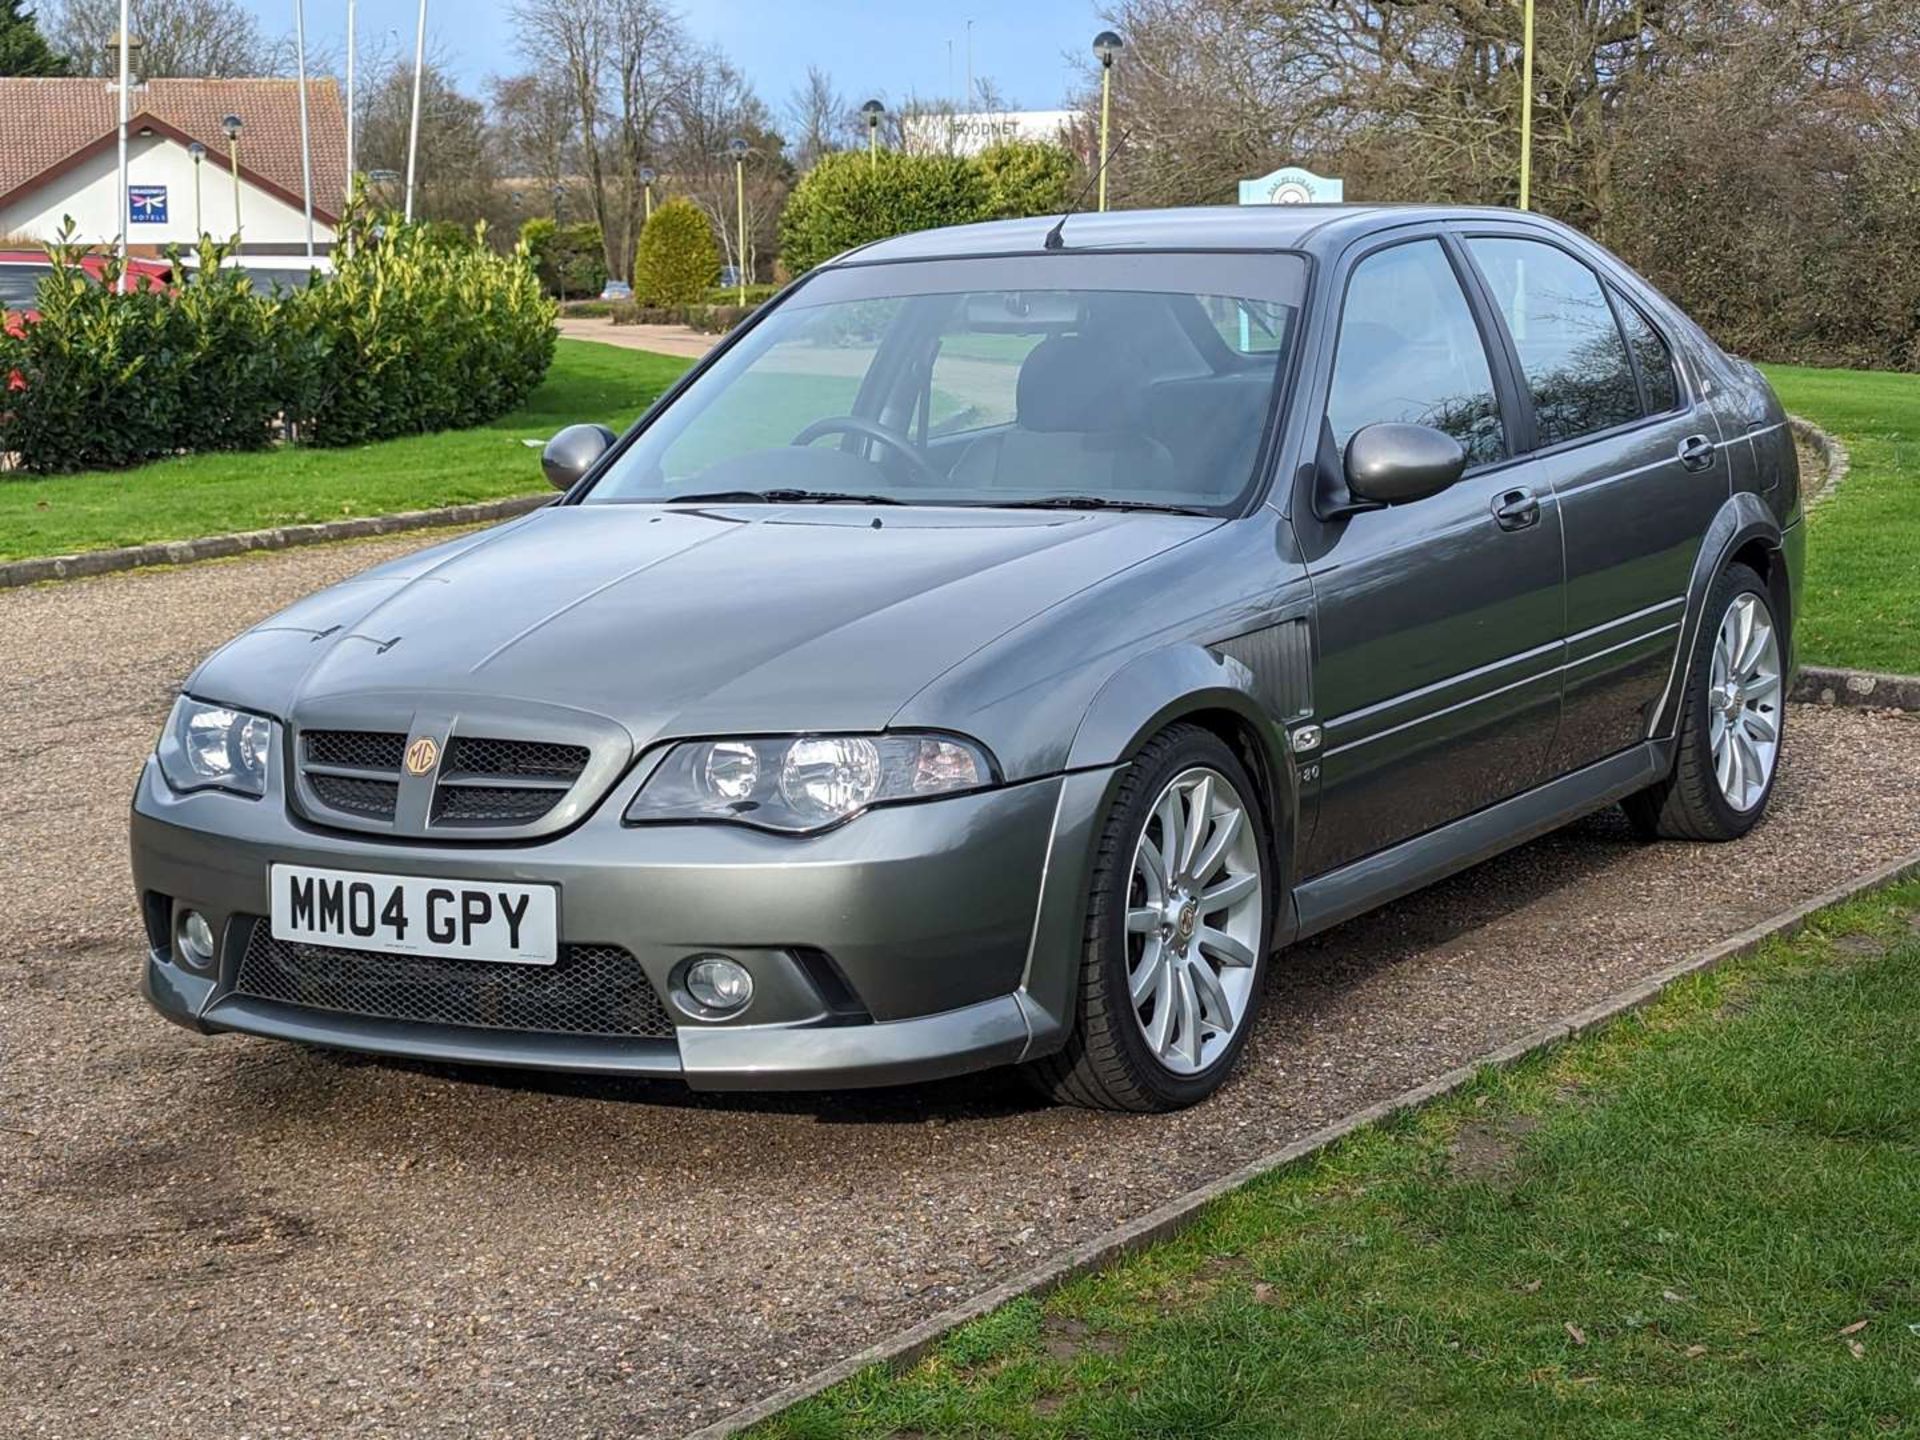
[250,0,1105,114]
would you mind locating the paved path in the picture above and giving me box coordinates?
[4,532,1919,1439]
[557,317,721,359]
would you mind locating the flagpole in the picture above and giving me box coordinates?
[116,0,130,290]
[294,0,315,262]
[345,0,356,201]
[404,0,428,222]
[1518,0,1535,211]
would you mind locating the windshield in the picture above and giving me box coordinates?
[584,252,1306,515]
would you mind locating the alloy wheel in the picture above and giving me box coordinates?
[1125,766,1264,1076]
[1707,591,1782,812]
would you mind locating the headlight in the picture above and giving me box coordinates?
[626,733,995,833]
[155,696,274,797]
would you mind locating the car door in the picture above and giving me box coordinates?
[1460,231,1729,771]
[1294,233,1566,877]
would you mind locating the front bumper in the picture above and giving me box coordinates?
[131,757,1121,1090]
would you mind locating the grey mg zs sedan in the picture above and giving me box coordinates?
[133,204,1801,1111]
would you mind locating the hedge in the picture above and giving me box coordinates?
[520,217,609,300]
[610,301,756,334]
[778,140,1078,276]
[0,213,557,473]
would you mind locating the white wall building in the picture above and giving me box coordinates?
[0,77,346,264]
[901,108,1080,158]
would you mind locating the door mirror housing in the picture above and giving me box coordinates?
[541,423,618,492]
[1343,422,1468,506]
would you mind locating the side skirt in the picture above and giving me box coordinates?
[1291,741,1670,942]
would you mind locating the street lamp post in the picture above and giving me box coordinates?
[552,183,567,305]
[223,113,244,242]
[1517,0,1536,210]
[404,0,428,222]
[113,20,142,290]
[1093,30,1124,213]
[861,99,885,169]
[728,138,749,307]
[188,141,206,237]
[638,166,656,224]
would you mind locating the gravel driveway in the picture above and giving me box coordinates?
[4,534,1918,1439]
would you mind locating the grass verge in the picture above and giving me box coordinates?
[1763,364,1920,673]
[0,339,690,563]
[753,877,1920,1439]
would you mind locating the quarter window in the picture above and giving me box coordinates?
[1326,239,1505,466]
[1611,287,1681,414]
[1467,237,1640,446]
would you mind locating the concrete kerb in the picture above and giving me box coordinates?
[691,844,1920,1439]
[0,494,551,590]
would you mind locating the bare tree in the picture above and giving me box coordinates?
[664,48,785,282]
[508,0,689,281]
[46,0,290,77]
[357,54,505,233]
[490,70,577,194]
[786,64,844,169]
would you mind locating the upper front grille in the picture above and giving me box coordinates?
[444,737,590,780]
[232,923,676,1039]
[305,729,407,771]
[296,728,596,835]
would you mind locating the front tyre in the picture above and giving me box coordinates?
[1027,724,1272,1112]
[1625,562,1784,841]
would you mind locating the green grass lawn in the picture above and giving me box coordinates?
[755,879,1920,1439]
[0,339,691,563]
[1762,364,1920,673]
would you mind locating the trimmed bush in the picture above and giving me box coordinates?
[635,199,721,305]
[610,301,756,334]
[976,140,1078,219]
[0,212,557,473]
[520,217,609,299]
[778,150,989,278]
[0,230,289,472]
[286,215,556,447]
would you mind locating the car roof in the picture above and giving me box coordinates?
[831,203,1569,268]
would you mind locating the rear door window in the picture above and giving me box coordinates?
[1326,238,1506,467]
[1611,287,1681,414]
[1466,237,1640,446]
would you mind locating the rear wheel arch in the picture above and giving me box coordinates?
[1654,496,1786,740]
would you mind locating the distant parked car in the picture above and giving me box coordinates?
[133,204,1801,1111]
[599,279,633,302]
[0,250,172,323]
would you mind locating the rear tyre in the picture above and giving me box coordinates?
[1025,724,1273,1113]
[1624,562,1784,841]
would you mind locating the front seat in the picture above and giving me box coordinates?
[951,335,1176,493]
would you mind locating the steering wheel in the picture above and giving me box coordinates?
[790,414,945,487]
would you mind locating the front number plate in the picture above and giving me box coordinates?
[269,864,559,965]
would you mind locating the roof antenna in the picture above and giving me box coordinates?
[1044,126,1130,251]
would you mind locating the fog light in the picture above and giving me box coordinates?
[177,909,216,970]
[684,955,753,1014]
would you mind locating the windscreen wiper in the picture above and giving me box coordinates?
[990,495,1214,516]
[666,489,907,505]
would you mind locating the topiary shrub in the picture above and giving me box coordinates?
[778,150,989,277]
[519,216,609,299]
[634,199,721,305]
[976,140,1079,219]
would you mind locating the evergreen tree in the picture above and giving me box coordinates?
[0,0,67,76]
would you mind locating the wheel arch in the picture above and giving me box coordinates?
[1650,494,1786,741]
[1065,642,1298,875]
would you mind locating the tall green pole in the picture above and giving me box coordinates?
[230,137,243,237]
[1518,0,1535,210]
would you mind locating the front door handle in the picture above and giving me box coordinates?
[1678,433,1716,471]
[1491,487,1541,531]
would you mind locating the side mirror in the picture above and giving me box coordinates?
[1344,422,1468,506]
[541,423,618,491]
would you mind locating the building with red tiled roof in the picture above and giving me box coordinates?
[0,77,347,263]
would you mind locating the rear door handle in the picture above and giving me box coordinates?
[1678,433,1716,471]
[1491,487,1540,531]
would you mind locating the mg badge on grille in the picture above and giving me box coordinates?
[404,736,440,776]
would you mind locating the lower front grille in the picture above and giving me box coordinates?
[232,923,676,1039]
